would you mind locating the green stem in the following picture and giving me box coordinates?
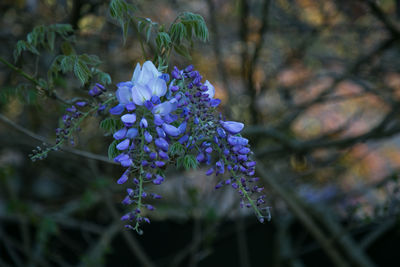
[0,55,68,105]
[134,128,146,233]
[0,56,39,85]
[30,96,115,161]
[220,152,263,220]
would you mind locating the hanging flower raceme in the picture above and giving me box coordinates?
[109,61,269,233]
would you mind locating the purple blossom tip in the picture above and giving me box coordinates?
[109,104,125,115]
[162,123,180,137]
[117,174,129,184]
[76,101,87,107]
[153,175,164,185]
[125,102,136,111]
[116,139,130,151]
[126,128,138,139]
[155,138,169,152]
[121,114,136,126]
[113,127,127,140]
[228,136,248,146]
[140,117,148,128]
[155,161,165,168]
[220,121,244,134]
[144,131,153,143]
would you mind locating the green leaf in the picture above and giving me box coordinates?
[169,22,186,44]
[74,58,91,85]
[95,70,112,85]
[109,0,136,43]
[61,41,75,55]
[182,154,198,170]
[108,140,120,160]
[79,54,102,66]
[100,117,122,134]
[46,30,55,51]
[59,55,74,72]
[156,32,171,51]
[179,12,209,42]
[170,142,185,156]
[137,18,158,43]
[13,24,74,61]
[173,44,191,60]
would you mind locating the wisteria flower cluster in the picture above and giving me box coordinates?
[108,61,269,232]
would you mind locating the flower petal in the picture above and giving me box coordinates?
[162,123,180,137]
[113,127,127,140]
[153,99,178,116]
[220,121,244,134]
[131,63,141,83]
[147,77,167,97]
[204,80,215,99]
[116,82,133,104]
[126,128,138,139]
[109,104,125,115]
[116,139,130,150]
[121,114,136,125]
[131,84,152,105]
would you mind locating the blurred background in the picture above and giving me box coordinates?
[1,0,400,266]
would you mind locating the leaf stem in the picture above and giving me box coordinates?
[0,55,69,105]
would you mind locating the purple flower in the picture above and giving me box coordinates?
[121,114,136,126]
[171,66,181,79]
[144,131,153,143]
[113,127,127,140]
[217,128,226,138]
[120,158,133,167]
[146,153,155,161]
[89,85,102,97]
[146,204,155,211]
[126,102,136,111]
[156,127,166,138]
[206,168,214,176]
[228,136,248,146]
[132,61,161,86]
[210,99,221,107]
[126,128,138,139]
[178,122,187,134]
[239,147,250,154]
[170,85,179,92]
[162,123,180,137]
[109,104,125,115]
[121,213,131,220]
[116,82,133,104]
[153,99,178,116]
[179,134,189,144]
[76,101,87,107]
[215,182,223,189]
[155,161,165,167]
[147,76,167,97]
[66,106,77,113]
[220,121,244,134]
[196,153,206,163]
[158,150,169,160]
[154,114,164,126]
[131,84,152,105]
[204,80,215,98]
[153,175,164,185]
[116,139,130,150]
[114,153,128,163]
[117,173,129,184]
[155,138,169,152]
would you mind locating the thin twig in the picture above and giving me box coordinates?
[0,56,69,105]
[0,113,115,165]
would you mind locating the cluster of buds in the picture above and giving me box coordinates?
[109,61,269,232]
